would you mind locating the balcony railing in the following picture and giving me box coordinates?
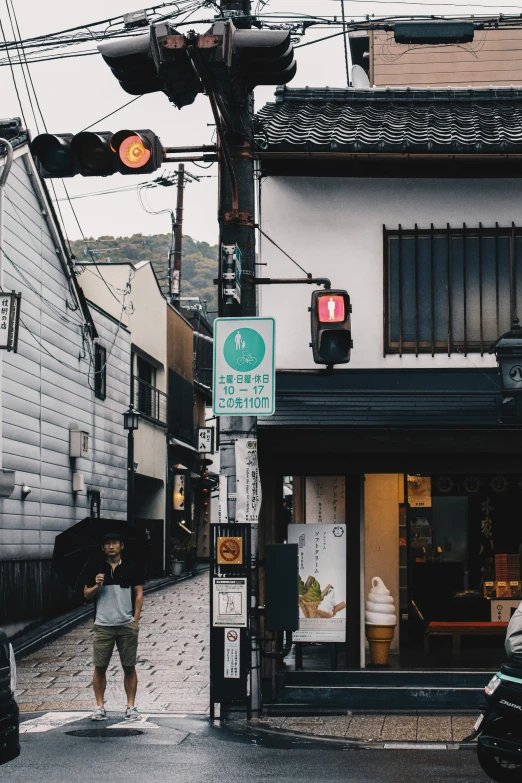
[133,376,168,427]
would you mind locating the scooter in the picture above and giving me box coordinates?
[469,662,522,781]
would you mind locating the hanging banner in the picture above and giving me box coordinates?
[0,292,21,352]
[235,438,261,524]
[305,476,345,523]
[216,475,228,524]
[288,523,347,642]
[224,628,240,678]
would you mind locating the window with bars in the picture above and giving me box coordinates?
[384,223,522,356]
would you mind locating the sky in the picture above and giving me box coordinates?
[0,0,516,247]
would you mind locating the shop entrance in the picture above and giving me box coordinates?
[401,473,522,670]
[269,471,522,673]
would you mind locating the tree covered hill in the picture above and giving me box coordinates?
[70,233,218,316]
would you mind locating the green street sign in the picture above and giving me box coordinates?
[213,317,275,416]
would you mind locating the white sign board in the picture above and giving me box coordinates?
[305,476,345,524]
[288,524,347,642]
[235,438,261,524]
[197,426,214,453]
[491,600,520,623]
[0,292,20,351]
[213,317,275,416]
[213,578,247,627]
[224,628,240,678]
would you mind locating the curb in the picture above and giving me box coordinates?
[247,722,477,750]
[12,566,209,659]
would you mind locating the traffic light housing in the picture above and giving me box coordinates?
[310,290,352,366]
[31,130,163,178]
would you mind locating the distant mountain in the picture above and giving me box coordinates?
[70,233,218,317]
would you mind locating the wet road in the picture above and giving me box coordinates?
[5,713,491,783]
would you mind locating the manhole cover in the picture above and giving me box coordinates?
[66,729,143,738]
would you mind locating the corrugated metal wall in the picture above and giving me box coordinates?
[0,152,129,577]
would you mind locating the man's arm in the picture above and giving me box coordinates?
[133,585,144,623]
[84,573,105,601]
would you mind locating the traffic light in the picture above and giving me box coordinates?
[97,21,295,108]
[31,130,163,178]
[99,23,202,109]
[310,290,352,366]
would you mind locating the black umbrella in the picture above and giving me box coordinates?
[52,518,138,592]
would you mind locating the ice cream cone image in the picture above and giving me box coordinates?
[365,577,396,665]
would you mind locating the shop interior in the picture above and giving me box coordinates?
[281,474,522,671]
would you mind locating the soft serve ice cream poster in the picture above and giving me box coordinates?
[288,524,347,642]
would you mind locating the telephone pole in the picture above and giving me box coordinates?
[214,0,260,717]
[171,163,185,306]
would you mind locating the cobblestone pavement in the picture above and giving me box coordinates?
[15,571,209,715]
[257,713,477,743]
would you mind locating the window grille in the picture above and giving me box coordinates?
[384,223,522,356]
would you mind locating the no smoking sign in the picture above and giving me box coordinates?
[217,536,243,565]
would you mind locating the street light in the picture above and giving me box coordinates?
[490,317,522,398]
[123,405,140,525]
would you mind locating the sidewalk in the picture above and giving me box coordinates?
[255,713,477,743]
[15,570,210,715]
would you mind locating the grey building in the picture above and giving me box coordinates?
[0,120,130,636]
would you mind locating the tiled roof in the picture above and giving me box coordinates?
[0,117,28,150]
[256,86,522,154]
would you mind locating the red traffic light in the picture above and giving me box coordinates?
[317,294,345,323]
[111,130,151,170]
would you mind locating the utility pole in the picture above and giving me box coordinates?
[216,0,260,717]
[171,163,185,307]
[0,139,14,469]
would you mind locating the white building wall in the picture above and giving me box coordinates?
[259,176,522,370]
[0,151,129,562]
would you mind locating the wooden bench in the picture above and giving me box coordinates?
[424,621,508,657]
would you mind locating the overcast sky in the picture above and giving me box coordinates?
[0,0,515,248]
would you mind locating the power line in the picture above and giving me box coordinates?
[81,95,144,132]
[0,18,27,127]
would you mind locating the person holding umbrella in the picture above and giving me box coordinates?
[83,532,144,721]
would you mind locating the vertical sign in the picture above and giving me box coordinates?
[212,578,247,627]
[217,475,229,524]
[288,523,347,642]
[224,628,240,678]
[0,292,21,352]
[213,317,275,416]
[173,474,185,510]
[305,476,345,523]
[235,438,261,524]
[198,426,214,453]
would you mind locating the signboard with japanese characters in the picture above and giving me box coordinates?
[197,426,214,453]
[288,523,347,642]
[224,628,240,678]
[0,292,21,352]
[235,438,261,524]
[305,476,345,524]
[212,317,275,416]
[212,578,248,627]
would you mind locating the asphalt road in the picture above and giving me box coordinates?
[5,714,491,783]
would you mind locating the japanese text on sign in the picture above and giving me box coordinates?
[305,476,346,524]
[213,318,275,416]
[224,628,240,678]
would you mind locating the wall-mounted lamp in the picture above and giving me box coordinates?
[21,484,31,500]
[177,520,193,535]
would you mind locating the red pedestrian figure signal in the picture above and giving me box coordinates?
[318,294,345,323]
[310,290,352,366]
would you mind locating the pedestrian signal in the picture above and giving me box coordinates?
[310,289,352,366]
[31,130,163,178]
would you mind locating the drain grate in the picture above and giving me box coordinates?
[66,728,143,738]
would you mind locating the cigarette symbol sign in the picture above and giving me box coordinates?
[226,629,238,643]
[217,536,243,565]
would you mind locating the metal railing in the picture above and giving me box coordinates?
[133,376,168,426]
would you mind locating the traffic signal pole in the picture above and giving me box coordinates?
[214,0,260,718]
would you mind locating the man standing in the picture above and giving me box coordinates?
[84,532,144,721]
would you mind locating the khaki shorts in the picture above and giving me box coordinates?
[93,621,139,668]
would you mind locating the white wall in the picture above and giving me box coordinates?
[259,176,522,370]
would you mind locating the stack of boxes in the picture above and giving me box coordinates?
[484,554,521,598]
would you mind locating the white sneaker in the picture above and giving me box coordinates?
[125,706,141,722]
[91,707,107,721]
